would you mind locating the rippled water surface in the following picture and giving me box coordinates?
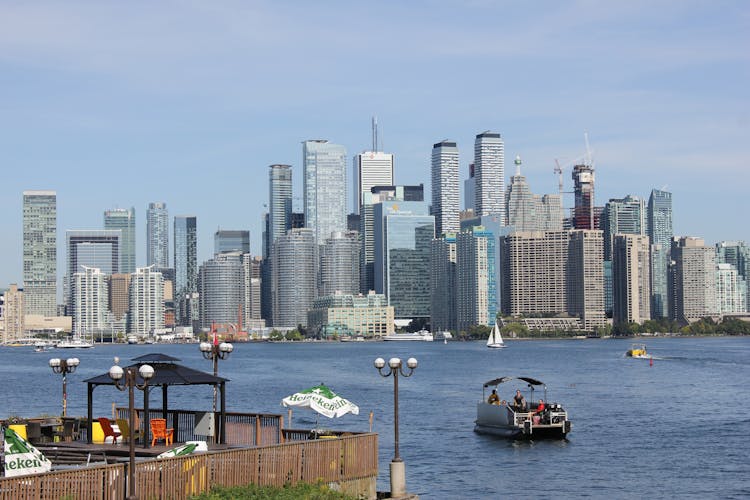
[3,337,749,499]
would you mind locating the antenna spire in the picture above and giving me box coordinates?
[372,116,379,152]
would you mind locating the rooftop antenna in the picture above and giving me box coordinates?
[372,116,379,152]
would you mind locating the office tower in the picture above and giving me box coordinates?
[461,214,511,310]
[269,164,293,245]
[669,237,717,324]
[572,164,596,230]
[66,230,120,313]
[602,195,646,260]
[456,227,497,331]
[538,195,563,231]
[291,212,305,229]
[22,190,57,316]
[347,213,360,232]
[431,140,460,235]
[272,229,316,328]
[568,230,607,330]
[147,202,169,268]
[430,234,457,332]
[474,131,504,217]
[104,207,136,274]
[505,156,563,232]
[303,140,347,245]
[612,234,651,324]
[464,163,475,211]
[128,266,165,334]
[197,252,244,329]
[109,273,131,321]
[373,201,435,320]
[214,230,250,255]
[243,255,264,329]
[716,264,747,313]
[2,284,24,343]
[354,152,394,215]
[320,231,360,296]
[716,241,750,312]
[174,216,198,295]
[72,267,109,336]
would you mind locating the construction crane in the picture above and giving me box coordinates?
[554,159,564,199]
[584,131,594,168]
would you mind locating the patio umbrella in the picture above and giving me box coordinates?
[3,427,52,477]
[281,383,359,419]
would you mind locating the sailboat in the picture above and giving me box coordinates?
[487,322,507,349]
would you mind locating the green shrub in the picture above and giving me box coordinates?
[190,481,357,500]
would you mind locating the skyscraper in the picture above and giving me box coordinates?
[104,207,136,274]
[456,226,497,330]
[173,216,198,294]
[198,252,244,329]
[272,228,317,328]
[431,140,460,235]
[214,230,250,255]
[128,266,165,334]
[612,234,651,324]
[147,202,169,268]
[505,156,562,232]
[303,140,347,245]
[474,131,504,218]
[648,189,673,318]
[669,237,716,324]
[72,266,109,337]
[269,164,292,248]
[242,255,264,329]
[464,163,475,212]
[320,231,360,296]
[430,234,457,332]
[715,264,746,313]
[22,190,57,316]
[66,230,120,313]
[602,195,646,261]
[572,164,596,230]
[716,241,750,311]
[568,230,607,330]
[1,284,24,343]
[353,151,394,215]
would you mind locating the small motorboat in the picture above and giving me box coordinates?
[474,376,571,439]
[626,343,652,359]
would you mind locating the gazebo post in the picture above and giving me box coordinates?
[87,383,94,444]
[162,385,168,419]
[143,386,150,448]
[220,381,226,445]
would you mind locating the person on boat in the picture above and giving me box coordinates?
[534,399,546,413]
[487,389,500,405]
[512,390,527,410]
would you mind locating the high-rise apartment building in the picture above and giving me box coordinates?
[2,285,24,343]
[612,234,651,324]
[669,237,717,324]
[716,264,747,313]
[109,273,131,321]
[66,230,120,313]
[174,216,197,294]
[72,267,109,336]
[456,227,497,331]
[22,190,57,316]
[602,195,646,261]
[104,207,136,274]
[464,163,475,212]
[272,228,317,328]
[269,164,292,250]
[128,266,165,334]
[147,202,169,268]
[648,189,673,318]
[320,231,360,296]
[430,234,457,332]
[572,164,596,230]
[568,230,607,330]
[474,131,504,218]
[303,140,347,245]
[353,152,394,215]
[374,201,434,320]
[242,255,264,329]
[214,230,250,255]
[198,252,244,329]
[431,140,460,235]
[716,241,750,312]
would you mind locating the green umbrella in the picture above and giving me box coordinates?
[282,383,359,419]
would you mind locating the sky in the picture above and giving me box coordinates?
[1,0,748,289]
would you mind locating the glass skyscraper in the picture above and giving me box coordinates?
[269,164,292,252]
[22,190,57,316]
[214,230,250,255]
[303,140,347,245]
[104,207,136,274]
[66,230,120,313]
[174,216,197,294]
[602,195,646,261]
[147,202,169,268]
[648,189,673,318]
[353,151,393,215]
[431,140,460,235]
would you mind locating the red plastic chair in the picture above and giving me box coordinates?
[98,417,122,444]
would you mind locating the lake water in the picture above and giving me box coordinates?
[2,337,749,499]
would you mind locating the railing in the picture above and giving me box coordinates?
[0,433,378,499]
[0,463,124,500]
[115,408,284,446]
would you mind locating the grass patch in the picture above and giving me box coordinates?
[190,481,358,499]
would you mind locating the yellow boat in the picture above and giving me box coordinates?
[626,343,652,359]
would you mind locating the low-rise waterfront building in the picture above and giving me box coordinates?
[307,291,394,338]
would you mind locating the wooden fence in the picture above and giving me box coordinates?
[0,433,378,500]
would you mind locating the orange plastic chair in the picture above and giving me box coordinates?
[150,418,174,446]
[98,417,122,444]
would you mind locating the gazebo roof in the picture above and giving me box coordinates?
[83,353,228,387]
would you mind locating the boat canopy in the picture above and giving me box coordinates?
[483,376,544,388]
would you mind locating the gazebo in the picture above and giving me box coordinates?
[83,353,229,447]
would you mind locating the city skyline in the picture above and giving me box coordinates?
[1,2,748,287]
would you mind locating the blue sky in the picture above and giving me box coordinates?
[1,1,748,287]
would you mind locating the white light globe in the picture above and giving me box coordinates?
[389,357,401,369]
[406,358,418,369]
[374,357,386,369]
[49,358,61,368]
[219,342,234,353]
[109,365,124,381]
[199,342,212,353]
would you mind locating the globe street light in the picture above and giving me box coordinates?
[199,334,233,413]
[109,357,155,500]
[49,357,80,417]
[374,356,418,499]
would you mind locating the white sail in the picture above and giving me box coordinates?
[487,322,507,349]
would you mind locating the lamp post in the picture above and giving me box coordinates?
[109,357,154,500]
[199,332,233,413]
[49,357,80,417]
[374,356,418,499]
